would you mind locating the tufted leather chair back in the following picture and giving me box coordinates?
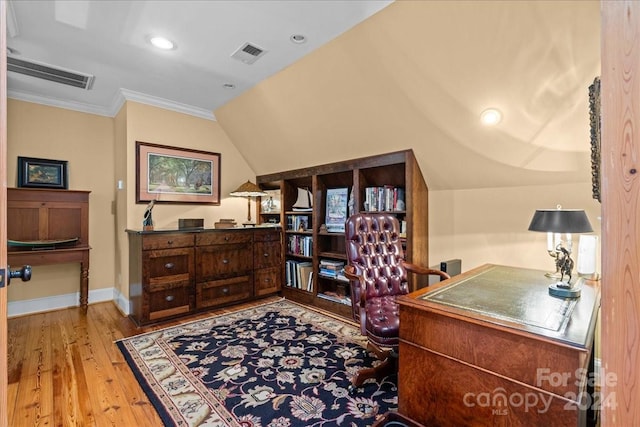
[345,213,410,323]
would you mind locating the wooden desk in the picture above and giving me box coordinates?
[7,188,91,310]
[397,264,600,427]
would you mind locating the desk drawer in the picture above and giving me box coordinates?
[196,276,253,308]
[142,233,194,250]
[253,228,281,242]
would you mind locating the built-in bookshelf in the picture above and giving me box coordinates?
[257,149,429,318]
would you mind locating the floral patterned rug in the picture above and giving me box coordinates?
[116,299,398,426]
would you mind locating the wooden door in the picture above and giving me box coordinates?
[0,1,9,426]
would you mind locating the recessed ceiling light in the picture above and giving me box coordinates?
[150,36,175,50]
[223,83,236,89]
[290,34,306,44]
[480,108,502,126]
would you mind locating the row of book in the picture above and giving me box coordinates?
[364,186,405,212]
[285,260,313,291]
[286,214,311,232]
[287,235,313,257]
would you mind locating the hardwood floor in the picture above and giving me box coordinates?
[7,296,282,427]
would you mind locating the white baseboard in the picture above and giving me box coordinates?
[7,287,130,318]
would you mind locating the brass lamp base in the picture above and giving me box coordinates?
[548,278,583,299]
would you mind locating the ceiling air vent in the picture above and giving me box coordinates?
[231,42,267,65]
[7,56,94,90]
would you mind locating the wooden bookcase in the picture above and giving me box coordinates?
[257,149,429,318]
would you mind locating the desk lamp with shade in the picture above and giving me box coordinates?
[528,205,593,298]
[230,180,267,226]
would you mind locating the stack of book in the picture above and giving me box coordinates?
[319,259,347,281]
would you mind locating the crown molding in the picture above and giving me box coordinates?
[8,88,217,121]
[8,89,113,116]
[114,88,217,121]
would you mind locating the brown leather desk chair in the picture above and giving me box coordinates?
[344,213,449,392]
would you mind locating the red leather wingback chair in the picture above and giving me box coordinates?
[344,213,450,390]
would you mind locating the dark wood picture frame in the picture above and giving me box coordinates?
[136,141,221,204]
[589,76,601,203]
[17,156,69,189]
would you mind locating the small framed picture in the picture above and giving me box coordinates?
[17,156,69,189]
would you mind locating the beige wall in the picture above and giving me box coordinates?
[7,99,257,313]
[115,102,255,309]
[430,182,601,273]
[7,99,115,302]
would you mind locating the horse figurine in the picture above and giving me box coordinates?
[555,246,574,286]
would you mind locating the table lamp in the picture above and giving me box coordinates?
[230,180,266,226]
[528,205,593,298]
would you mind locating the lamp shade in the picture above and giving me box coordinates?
[528,209,593,233]
[229,180,267,197]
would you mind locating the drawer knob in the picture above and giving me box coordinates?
[224,236,229,241]
[167,240,174,245]
[222,259,229,264]
[222,287,229,294]
[165,262,175,269]
[263,253,269,257]
[165,295,174,302]
[264,278,271,283]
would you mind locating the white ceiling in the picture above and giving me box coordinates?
[6,0,393,118]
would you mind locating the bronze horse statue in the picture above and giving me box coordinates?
[555,246,574,286]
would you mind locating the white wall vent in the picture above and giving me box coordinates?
[7,56,94,90]
[231,42,267,64]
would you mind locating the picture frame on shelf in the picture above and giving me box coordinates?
[136,141,221,204]
[589,76,601,203]
[325,187,349,233]
[261,189,281,213]
[17,156,68,189]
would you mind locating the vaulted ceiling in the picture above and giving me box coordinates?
[6,1,600,190]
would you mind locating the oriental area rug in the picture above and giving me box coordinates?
[116,299,398,426]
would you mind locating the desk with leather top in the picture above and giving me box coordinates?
[397,264,600,426]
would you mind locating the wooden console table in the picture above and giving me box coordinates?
[7,188,91,310]
[397,264,600,426]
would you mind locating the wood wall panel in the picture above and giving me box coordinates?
[601,1,640,425]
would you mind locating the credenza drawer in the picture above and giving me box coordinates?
[147,280,192,321]
[142,233,195,250]
[196,276,253,308]
[143,247,194,280]
[253,240,281,269]
[196,231,252,246]
[254,267,280,296]
[196,244,253,281]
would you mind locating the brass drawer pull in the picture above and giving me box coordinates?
[165,262,175,269]
[264,278,271,283]
[222,259,229,264]
[263,253,269,257]
[222,287,229,294]
[167,240,174,245]
[165,295,174,302]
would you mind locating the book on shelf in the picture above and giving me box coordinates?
[292,187,313,212]
[260,189,281,214]
[287,235,313,257]
[325,187,348,233]
[317,292,351,306]
[285,260,313,289]
[364,186,406,212]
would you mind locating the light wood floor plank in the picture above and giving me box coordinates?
[7,296,282,426]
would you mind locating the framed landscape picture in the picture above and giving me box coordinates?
[17,156,68,189]
[136,141,221,204]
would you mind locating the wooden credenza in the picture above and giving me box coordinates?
[127,227,282,325]
[7,188,91,309]
[397,264,600,427]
